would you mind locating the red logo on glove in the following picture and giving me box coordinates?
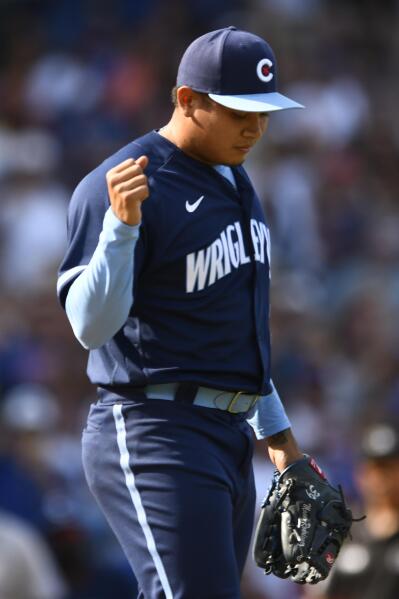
[325,552,335,565]
[309,457,327,480]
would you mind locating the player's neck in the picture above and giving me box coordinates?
[159,112,186,151]
[159,115,215,166]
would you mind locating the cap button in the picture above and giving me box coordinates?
[227,26,237,30]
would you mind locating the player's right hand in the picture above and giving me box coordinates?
[106,155,149,226]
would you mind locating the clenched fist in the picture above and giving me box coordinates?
[106,155,149,226]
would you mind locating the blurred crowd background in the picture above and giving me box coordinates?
[1,0,399,598]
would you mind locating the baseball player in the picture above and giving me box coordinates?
[57,27,350,598]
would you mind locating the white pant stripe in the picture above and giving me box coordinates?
[112,404,173,599]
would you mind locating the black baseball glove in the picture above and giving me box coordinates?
[253,455,354,584]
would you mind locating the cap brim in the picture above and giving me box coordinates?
[208,91,304,113]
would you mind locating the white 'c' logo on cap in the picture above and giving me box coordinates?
[257,58,273,83]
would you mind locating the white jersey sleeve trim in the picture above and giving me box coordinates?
[246,380,291,439]
[57,265,88,296]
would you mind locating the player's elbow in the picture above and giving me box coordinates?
[65,295,113,349]
[65,288,130,350]
[72,322,108,350]
[67,308,115,349]
[70,310,127,349]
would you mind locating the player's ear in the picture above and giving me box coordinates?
[176,86,200,116]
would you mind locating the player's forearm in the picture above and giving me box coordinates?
[266,428,303,472]
[66,207,139,350]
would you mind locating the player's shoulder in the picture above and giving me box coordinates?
[102,130,175,176]
[72,130,175,199]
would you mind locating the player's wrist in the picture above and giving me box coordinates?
[105,206,141,234]
[271,451,304,473]
[266,427,303,472]
[111,205,142,227]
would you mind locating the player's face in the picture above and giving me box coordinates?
[357,457,399,508]
[184,94,270,166]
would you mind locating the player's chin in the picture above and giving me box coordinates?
[227,159,246,167]
[229,147,252,165]
[225,154,247,166]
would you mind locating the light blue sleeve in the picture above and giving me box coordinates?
[246,380,291,439]
[65,207,140,350]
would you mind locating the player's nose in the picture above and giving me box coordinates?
[243,113,269,138]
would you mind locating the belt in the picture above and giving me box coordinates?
[143,383,260,414]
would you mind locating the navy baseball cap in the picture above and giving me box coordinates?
[176,26,304,113]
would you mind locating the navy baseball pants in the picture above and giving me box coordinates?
[82,391,256,599]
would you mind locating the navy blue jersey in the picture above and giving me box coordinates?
[58,131,272,394]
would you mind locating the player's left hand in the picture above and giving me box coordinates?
[253,455,354,584]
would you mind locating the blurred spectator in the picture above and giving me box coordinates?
[266,157,323,274]
[0,383,59,530]
[0,382,138,598]
[0,510,67,599]
[309,420,399,599]
[0,173,68,293]
[275,77,369,147]
[24,54,103,121]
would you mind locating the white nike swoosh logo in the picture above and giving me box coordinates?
[185,195,204,213]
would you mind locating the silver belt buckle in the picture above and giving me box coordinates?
[227,391,260,413]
